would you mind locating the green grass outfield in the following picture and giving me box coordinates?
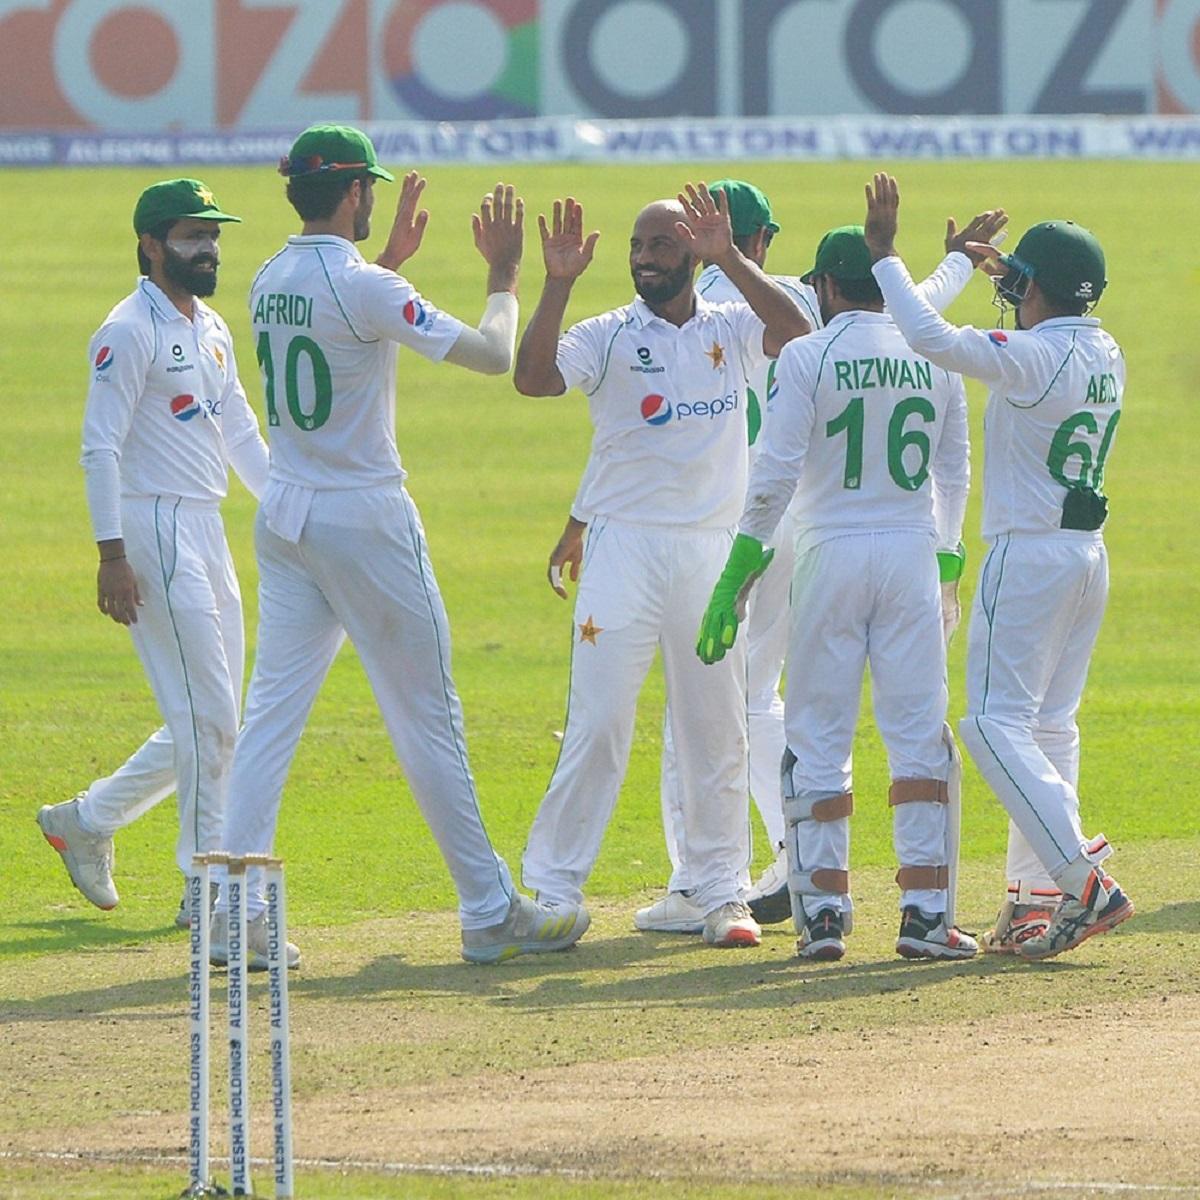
[1,161,1198,1198]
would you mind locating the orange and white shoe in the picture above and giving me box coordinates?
[1018,876,1133,961]
[36,796,118,910]
[702,900,762,948]
[981,901,1057,954]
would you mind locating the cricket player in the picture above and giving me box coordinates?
[38,180,268,923]
[517,186,811,949]
[698,224,977,961]
[864,173,1133,960]
[211,124,587,968]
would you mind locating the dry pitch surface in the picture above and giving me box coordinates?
[3,845,1198,1200]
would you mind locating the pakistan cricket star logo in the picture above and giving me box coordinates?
[578,616,603,645]
[705,341,725,369]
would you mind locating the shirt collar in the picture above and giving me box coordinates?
[287,233,364,261]
[630,291,712,331]
[825,309,890,329]
[1033,315,1101,331]
[138,277,202,326]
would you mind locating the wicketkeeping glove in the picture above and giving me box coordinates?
[696,533,774,664]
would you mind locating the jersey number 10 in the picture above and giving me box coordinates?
[256,332,333,432]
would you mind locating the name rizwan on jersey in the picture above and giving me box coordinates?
[253,292,313,328]
[833,356,933,392]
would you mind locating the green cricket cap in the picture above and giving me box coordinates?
[708,179,779,238]
[1001,220,1106,305]
[278,124,395,182]
[133,178,241,235]
[801,225,874,283]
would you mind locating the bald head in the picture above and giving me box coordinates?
[630,198,695,307]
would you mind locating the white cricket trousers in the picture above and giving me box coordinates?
[522,518,751,913]
[659,503,794,890]
[785,531,951,917]
[78,497,244,872]
[959,533,1110,897]
[219,484,513,926]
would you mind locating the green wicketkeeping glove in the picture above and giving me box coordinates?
[696,533,775,664]
[937,541,966,583]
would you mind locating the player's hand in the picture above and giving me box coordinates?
[941,580,961,646]
[473,183,524,292]
[864,172,900,261]
[97,559,142,626]
[963,239,1009,280]
[537,198,599,282]
[675,183,734,264]
[376,171,429,271]
[945,209,1008,268]
[547,516,586,599]
[696,534,774,665]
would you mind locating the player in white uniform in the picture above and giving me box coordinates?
[698,224,979,961]
[865,173,1133,960]
[212,124,588,968]
[517,188,810,948]
[38,179,269,922]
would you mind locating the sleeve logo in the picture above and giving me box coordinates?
[94,345,114,371]
[403,298,427,328]
[988,330,1009,347]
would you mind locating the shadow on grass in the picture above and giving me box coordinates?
[0,917,179,958]
[1127,900,1200,934]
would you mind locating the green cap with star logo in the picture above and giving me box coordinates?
[278,125,395,182]
[133,179,241,235]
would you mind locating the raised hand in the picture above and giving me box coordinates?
[473,182,524,271]
[675,182,734,263]
[537,198,599,281]
[864,172,900,260]
[376,170,429,271]
[946,209,1009,269]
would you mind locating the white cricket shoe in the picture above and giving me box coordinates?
[37,797,118,910]
[746,848,791,925]
[210,910,301,971]
[634,890,706,933]
[981,901,1056,954]
[460,892,590,964]
[702,900,762,948]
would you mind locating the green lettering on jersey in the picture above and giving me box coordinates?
[834,360,853,391]
[858,358,876,388]
[1084,373,1118,404]
[915,360,932,390]
[253,294,266,324]
[876,357,898,387]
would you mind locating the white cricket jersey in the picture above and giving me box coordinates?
[250,235,464,490]
[81,279,264,517]
[873,257,1125,538]
[558,295,764,530]
[740,310,969,555]
[696,264,821,458]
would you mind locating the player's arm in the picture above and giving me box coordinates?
[81,322,148,625]
[930,373,971,642]
[697,347,815,664]
[513,198,599,396]
[216,332,270,499]
[676,182,809,357]
[864,173,1048,394]
[443,183,523,375]
[914,209,1009,313]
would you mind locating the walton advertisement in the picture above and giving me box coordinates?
[1,0,1197,133]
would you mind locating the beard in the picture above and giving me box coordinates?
[353,204,371,241]
[633,258,693,305]
[163,244,218,298]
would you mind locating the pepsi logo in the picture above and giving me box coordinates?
[988,330,1009,347]
[640,394,673,426]
[170,394,201,422]
[403,298,426,327]
[94,345,114,371]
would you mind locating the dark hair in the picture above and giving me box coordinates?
[836,275,884,305]
[732,229,773,256]
[286,172,365,221]
[1038,286,1089,317]
[136,218,176,275]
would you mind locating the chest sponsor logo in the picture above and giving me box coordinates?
[404,299,427,327]
[630,345,665,374]
[988,330,1009,347]
[94,345,114,371]
[640,391,739,426]
[170,394,201,422]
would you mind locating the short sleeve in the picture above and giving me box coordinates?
[555,315,611,395]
